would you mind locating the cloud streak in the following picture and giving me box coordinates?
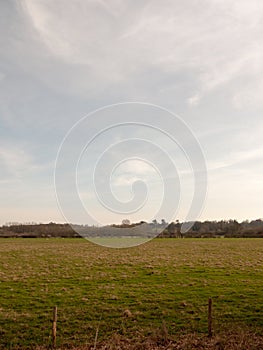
[17,0,263,107]
[0,0,263,223]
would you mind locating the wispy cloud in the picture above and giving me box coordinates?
[16,0,263,107]
[0,0,263,223]
[208,147,263,172]
[0,145,33,179]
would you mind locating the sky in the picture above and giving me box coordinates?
[0,0,263,225]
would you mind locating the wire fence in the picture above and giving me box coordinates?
[0,296,261,349]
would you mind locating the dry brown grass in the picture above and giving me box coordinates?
[33,324,263,350]
[33,329,263,350]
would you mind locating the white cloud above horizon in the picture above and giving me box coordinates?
[0,0,263,224]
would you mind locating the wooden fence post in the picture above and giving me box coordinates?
[208,298,212,337]
[52,306,57,349]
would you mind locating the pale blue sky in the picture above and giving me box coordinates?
[1,0,263,225]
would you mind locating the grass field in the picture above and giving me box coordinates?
[0,238,262,349]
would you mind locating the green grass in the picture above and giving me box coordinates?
[0,238,262,349]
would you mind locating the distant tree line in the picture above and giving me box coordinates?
[158,219,263,238]
[0,219,263,238]
[0,223,79,238]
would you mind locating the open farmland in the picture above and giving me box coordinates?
[0,238,262,349]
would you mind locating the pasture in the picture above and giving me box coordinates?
[0,238,262,349]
